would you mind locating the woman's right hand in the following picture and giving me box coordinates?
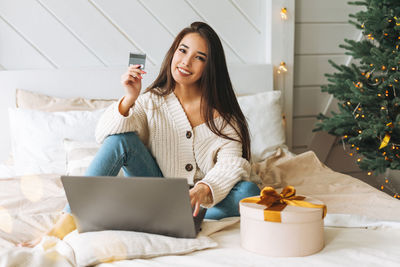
[120,65,146,106]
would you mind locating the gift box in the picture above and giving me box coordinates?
[239,186,327,257]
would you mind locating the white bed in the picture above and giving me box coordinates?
[1,63,400,267]
[1,147,400,267]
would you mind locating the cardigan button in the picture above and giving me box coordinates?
[185,164,193,172]
[186,131,192,139]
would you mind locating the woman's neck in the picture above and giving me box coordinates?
[173,84,202,104]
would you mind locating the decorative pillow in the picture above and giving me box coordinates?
[237,91,285,163]
[64,139,124,177]
[16,89,116,111]
[8,108,105,175]
[62,218,239,266]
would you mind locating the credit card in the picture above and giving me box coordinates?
[129,53,146,69]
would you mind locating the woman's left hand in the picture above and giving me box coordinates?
[189,183,211,217]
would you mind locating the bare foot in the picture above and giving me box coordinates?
[17,213,76,248]
[17,236,44,248]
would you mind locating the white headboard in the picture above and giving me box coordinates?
[0,0,295,161]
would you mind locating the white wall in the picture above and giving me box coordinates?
[0,0,269,69]
[292,0,362,153]
[292,0,387,189]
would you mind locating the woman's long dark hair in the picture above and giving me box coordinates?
[146,22,251,160]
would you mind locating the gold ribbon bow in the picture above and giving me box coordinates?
[240,186,327,222]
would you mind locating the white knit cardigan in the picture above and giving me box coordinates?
[95,91,250,207]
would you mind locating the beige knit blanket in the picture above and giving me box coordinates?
[252,149,400,221]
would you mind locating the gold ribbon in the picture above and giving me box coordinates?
[240,186,327,222]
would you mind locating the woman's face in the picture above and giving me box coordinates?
[171,33,208,88]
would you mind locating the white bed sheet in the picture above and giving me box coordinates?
[96,223,400,267]
[1,151,400,267]
[2,220,400,267]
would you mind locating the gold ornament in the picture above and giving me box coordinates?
[379,134,391,149]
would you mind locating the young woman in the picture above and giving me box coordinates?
[20,21,260,247]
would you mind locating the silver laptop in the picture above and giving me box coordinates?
[61,176,206,238]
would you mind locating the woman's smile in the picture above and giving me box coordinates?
[177,67,192,76]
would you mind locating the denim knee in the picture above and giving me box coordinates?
[100,132,162,178]
[204,181,260,220]
[236,180,260,196]
[105,132,141,149]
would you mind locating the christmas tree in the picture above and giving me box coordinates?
[315,0,400,178]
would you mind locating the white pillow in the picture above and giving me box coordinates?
[64,139,101,176]
[62,218,239,266]
[8,108,105,175]
[64,139,124,176]
[237,91,285,163]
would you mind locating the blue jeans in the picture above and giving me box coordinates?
[64,132,260,220]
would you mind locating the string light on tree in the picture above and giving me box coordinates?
[314,0,400,199]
